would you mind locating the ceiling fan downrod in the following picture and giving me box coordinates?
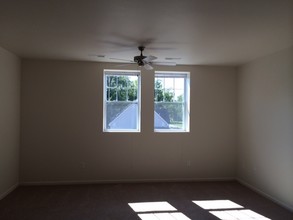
[134,46,146,66]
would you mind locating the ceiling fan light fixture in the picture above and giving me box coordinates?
[137,60,144,66]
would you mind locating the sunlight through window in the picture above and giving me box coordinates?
[128,201,177,212]
[193,200,243,210]
[210,209,271,220]
[129,201,191,220]
[193,200,271,220]
[138,212,191,220]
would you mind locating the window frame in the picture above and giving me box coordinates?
[154,71,190,133]
[103,69,141,132]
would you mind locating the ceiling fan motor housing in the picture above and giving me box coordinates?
[134,55,146,66]
[134,46,146,66]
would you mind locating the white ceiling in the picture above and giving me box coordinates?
[0,0,292,65]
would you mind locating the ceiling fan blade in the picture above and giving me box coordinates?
[143,55,157,62]
[152,62,176,66]
[109,58,134,62]
[144,63,153,70]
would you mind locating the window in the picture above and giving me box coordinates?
[154,71,190,132]
[103,70,140,132]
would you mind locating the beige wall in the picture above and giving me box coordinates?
[3,43,292,209]
[237,46,293,210]
[0,47,20,199]
[20,60,237,183]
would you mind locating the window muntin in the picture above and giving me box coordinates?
[103,70,140,132]
[154,72,190,132]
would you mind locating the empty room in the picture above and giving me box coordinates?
[0,0,292,219]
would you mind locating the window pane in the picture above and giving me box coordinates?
[118,76,128,87]
[106,102,138,130]
[128,88,137,101]
[164,78,174,89]
[174,89,184,102]
[108,88,117,101]
[117,89,127,101]
[164,89,175,102]
[155,78,164,88]
[154,89,163,102]
[107,75,117,87]
[155,102,184,130]
[175,78,184,89]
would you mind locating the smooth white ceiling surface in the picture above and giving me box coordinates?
[0,0,292,65]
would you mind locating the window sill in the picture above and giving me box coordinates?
[154,129,189,133]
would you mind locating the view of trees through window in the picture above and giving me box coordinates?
[104,71,189,132]
[154,75,185,130]
[105,74,139,130]
[106,75,138,102]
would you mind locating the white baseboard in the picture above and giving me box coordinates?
[20,177,235,186]
[236,178,293,212]
[0,183,19,200]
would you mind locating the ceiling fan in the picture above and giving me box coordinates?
[109,46,177,70]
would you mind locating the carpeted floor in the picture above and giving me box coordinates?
[0,181,292,220]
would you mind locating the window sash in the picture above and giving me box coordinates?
[154,71,190,132]
[155,73,188,78]
[103,70,141,132]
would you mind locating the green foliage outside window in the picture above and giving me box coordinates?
[106,75,138,125]
[154,79,184,128]
[105,75,185,129]
[106,76,138,101]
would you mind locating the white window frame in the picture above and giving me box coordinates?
[154,71,190,132]
[103,69,141,132]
